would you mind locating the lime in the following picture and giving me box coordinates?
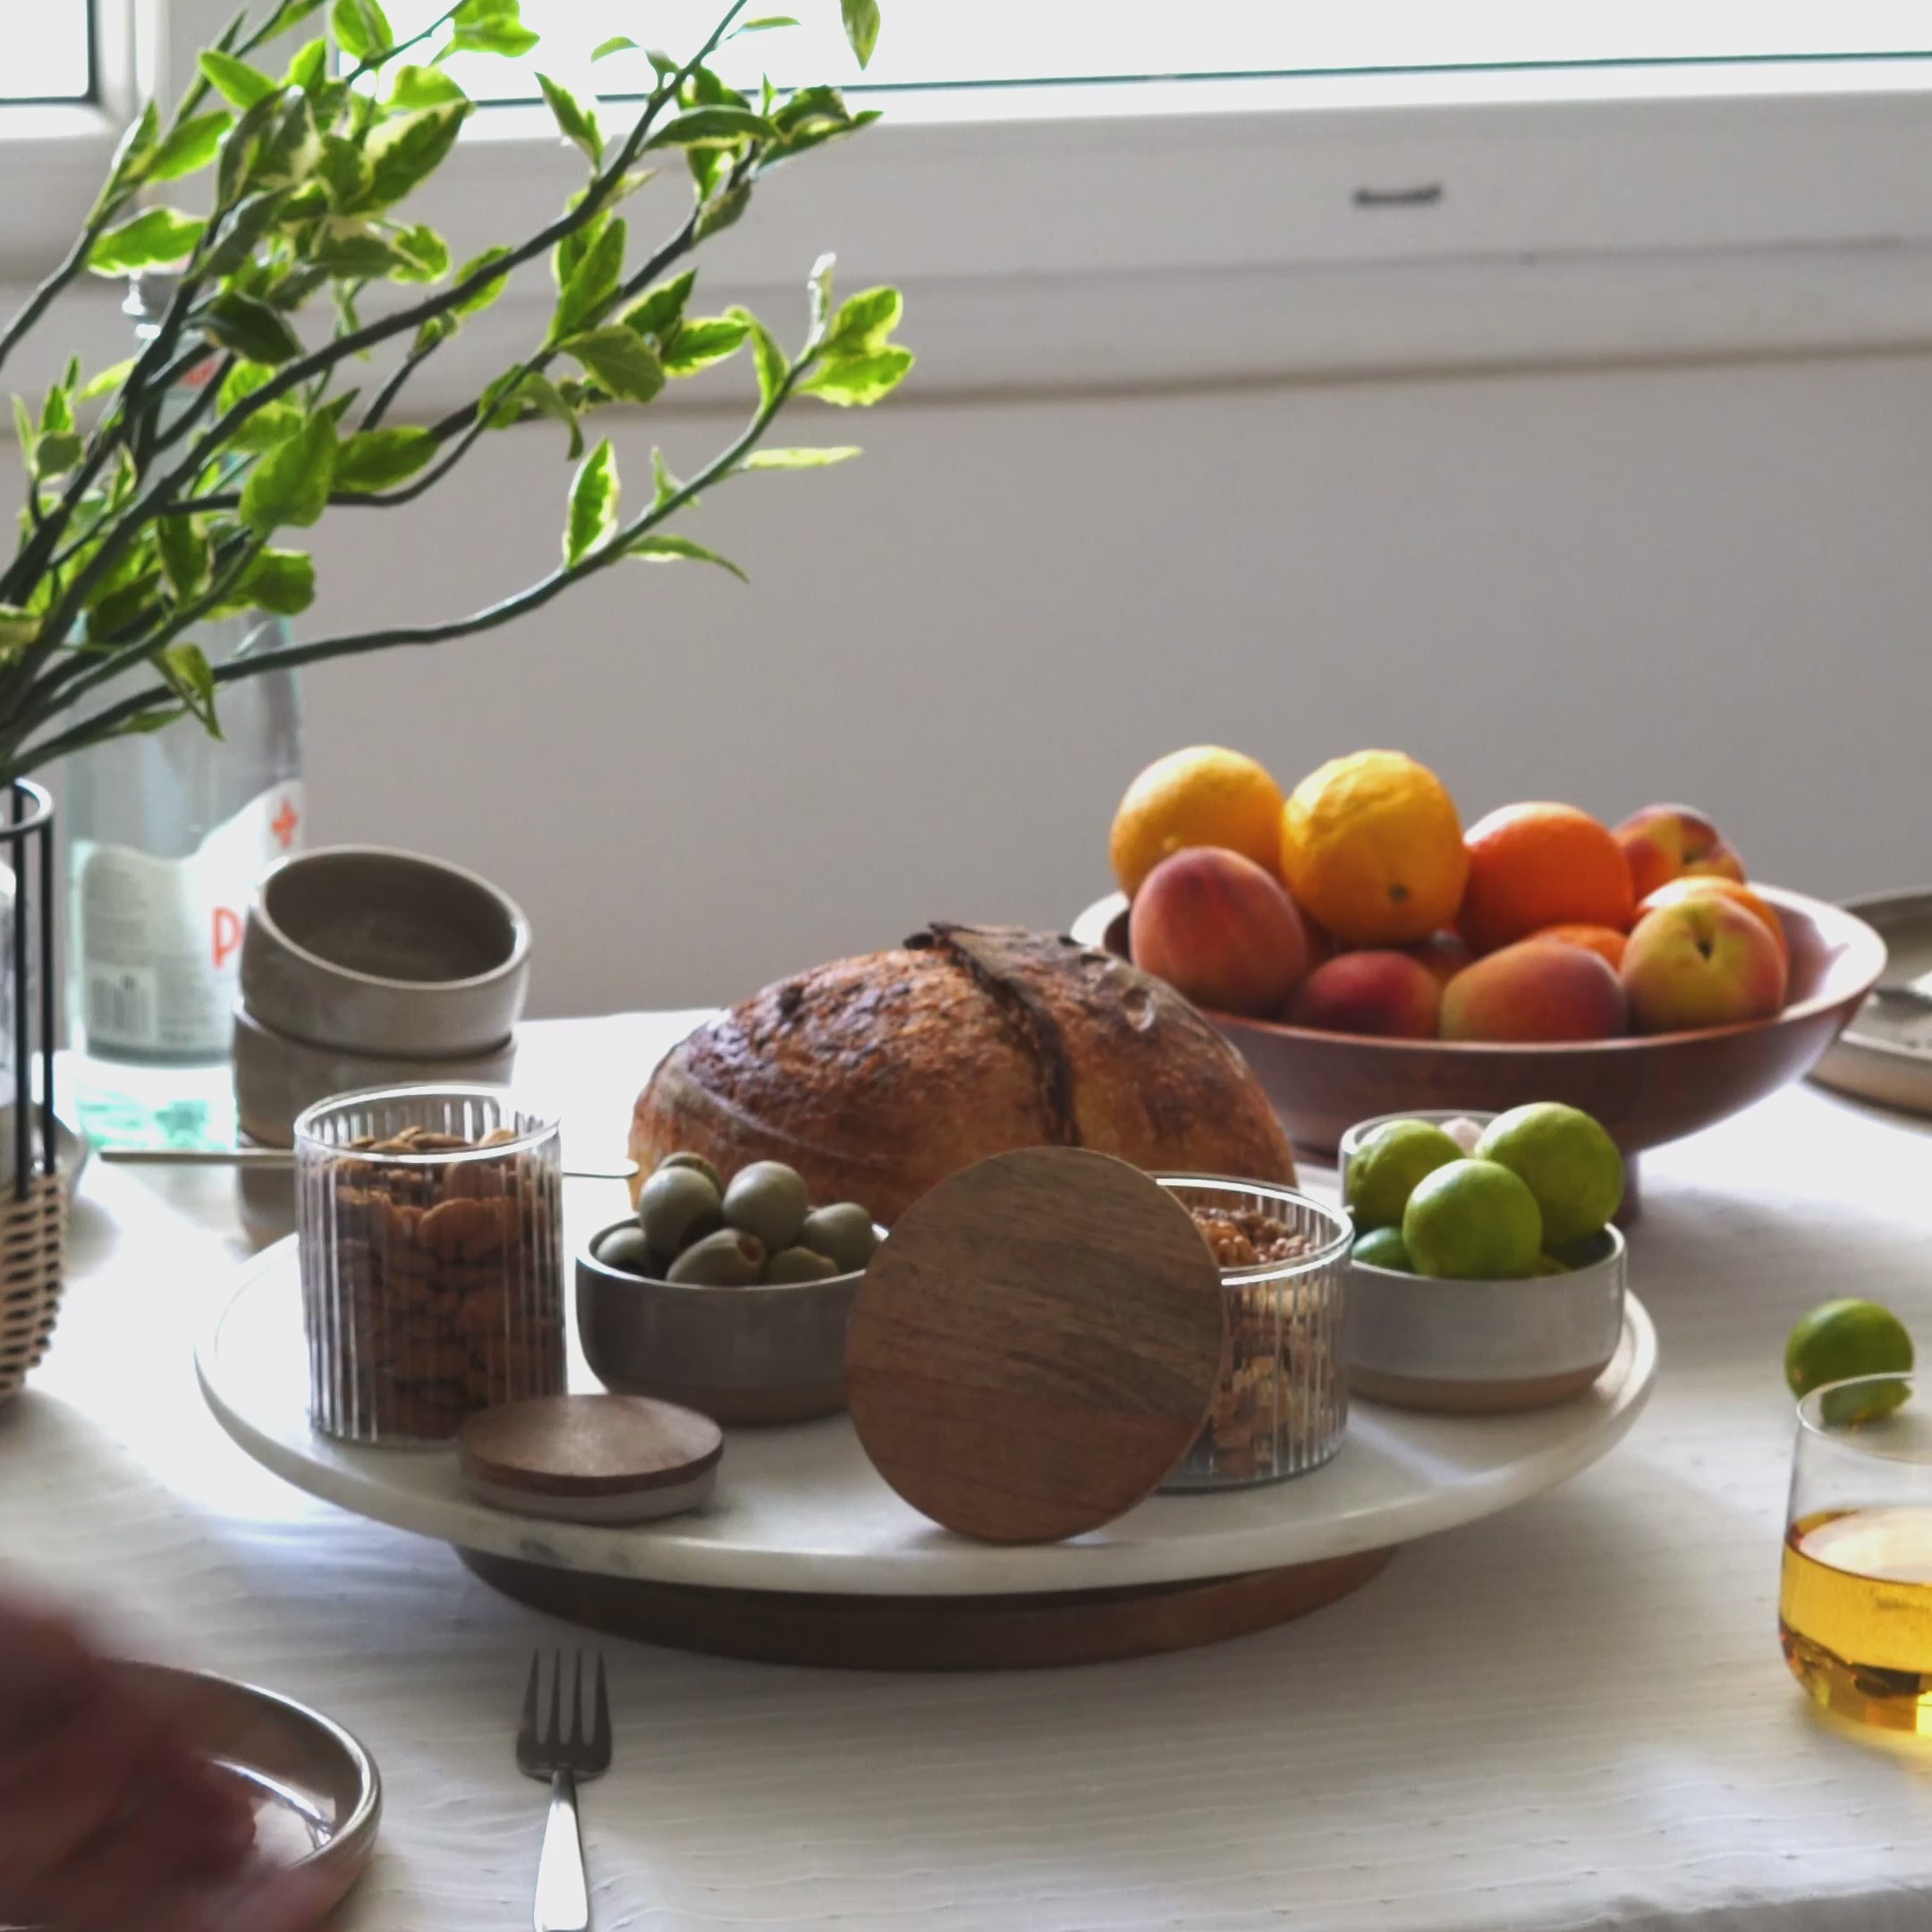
[1526,1253,1571,1276]
[1352,1224,1414,1273]
[1346,1120,1463,1232]
[1402,1158,1544,1280]
[1473,1103,1624,1248]
[1785,1300,1913,1415]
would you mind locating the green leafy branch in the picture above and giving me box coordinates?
[0,0,911,782]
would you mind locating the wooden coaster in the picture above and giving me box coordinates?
[845,1148,1228,1546]
[457,1394,723,1524]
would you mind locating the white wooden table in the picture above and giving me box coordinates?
[6,1014,1932,1932]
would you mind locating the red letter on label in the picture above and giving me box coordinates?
[213,906,242,970]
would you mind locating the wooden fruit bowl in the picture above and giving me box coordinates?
[1071,886,1885,1157]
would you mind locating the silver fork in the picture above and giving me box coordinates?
[517,1649,613,1932]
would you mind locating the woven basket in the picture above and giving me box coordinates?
[0,1170,68,1404]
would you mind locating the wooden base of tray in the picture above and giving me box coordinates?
[459,1545,1395,1671]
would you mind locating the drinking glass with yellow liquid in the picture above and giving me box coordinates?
[1782,1373,1932,1733]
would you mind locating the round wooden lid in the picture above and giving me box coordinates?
[457,1394,723,1499]
[845,1148,1228,1545]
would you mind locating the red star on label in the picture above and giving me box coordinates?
[272,799,300,850]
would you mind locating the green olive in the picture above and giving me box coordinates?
[666,1228,767,1286]
[594,1224,655,1276]
[797,1202,878,1273]
[638,1165,723,1255]
[657,1150,723,1193]
[764,1245,840,1284]
[721,1161,809,1251]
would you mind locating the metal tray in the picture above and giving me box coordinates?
[1808,889,1929,1116]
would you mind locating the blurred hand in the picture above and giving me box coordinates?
[0,1599,331,1931]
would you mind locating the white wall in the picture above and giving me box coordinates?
[288,350,1932,1014]
[21,348,1932,1015]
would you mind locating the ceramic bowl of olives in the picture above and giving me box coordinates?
[575,1153,885,1427]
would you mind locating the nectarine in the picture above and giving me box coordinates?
[1635,875,1787,968]
[1621,896,1787,1034]
[1130,848,1309,1017]
[1408,931,1474,987]
[1439,940,1629,1043]
[1614,804,1746,901]
[1532,924,1628,970]
[1287,952,1440,1039]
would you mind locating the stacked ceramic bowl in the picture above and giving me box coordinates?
[234,846,531,1163]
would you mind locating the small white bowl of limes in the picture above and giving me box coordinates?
[1338,1104,1628,1416]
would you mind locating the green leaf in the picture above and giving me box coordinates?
[628,533,746,582]
[308,225,409,277]
[226,401,303,453]
[284,37,330,93]
[826,286,902,354]
[443,1,540,61]
[591,36,638,62]
[315,133,370,208]
[799,346,914,406]
[86,572,165,644]
[10,396,33,459]
[148,111,233,182]
[553,217,624,340]
[255,94,323,186]
[77,359,136,403]
[199,292,304,366]
[157,515,212,598]
[233,549,317,614]
[33,434,81,476]
[453,245,513,316]
[728,307,789,408]
[841,0,881,69]
[216,91,285,208]
[200,190,288,277]
[650,447,678,505]
[159,643,222,735]
[103,102,161,197]
[40,383,72,437]
[391,223,450,281]
[647,106,776,149]
[537,73,602,163]
[739,445,861,470]
[360,105,469,211]
[808,251,835,336]
[693,182,750,243]
[564,439,618,566]
[622,271,696,343]
[735,16,801,34]
[87,208,206,275]
[564,328,664,405]
[335,426,436,491]
[483,369,581,455]
[388,64,468,109]
[660,316,748,377]
[330,0,393,60]
[241,414,338,533]
[199,49,279,109]
[0,608,38,658]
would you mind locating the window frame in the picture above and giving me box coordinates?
[4,5,1932,411]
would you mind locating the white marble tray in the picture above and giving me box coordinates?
[198,1237,1657,1599]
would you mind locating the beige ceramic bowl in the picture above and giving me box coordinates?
[242,846,530,1057]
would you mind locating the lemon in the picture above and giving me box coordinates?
[1352,1224,1414,1273]
[1108,746,1285,901]
[1345,1119,1462,1233]
[1474,1103,1624,1249]
[1785,1299,1913,1423]
[1402,1158,1544,1280]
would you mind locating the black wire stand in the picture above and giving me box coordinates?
[1,780,56,1199]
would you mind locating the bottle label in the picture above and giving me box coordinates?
[74,782,305,1055]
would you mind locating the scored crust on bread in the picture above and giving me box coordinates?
[631,923,1296,1225]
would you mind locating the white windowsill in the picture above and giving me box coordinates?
[5,57,1932,419]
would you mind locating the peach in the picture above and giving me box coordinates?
[1621,896,1787,1034]
[1439,939,1628,1043]
[1534,923,1628,970]
[1130,847,1309,1017]
[1286,951,1440,1039]
[1407,931,1474,987]
[1636,875,1787,968]
[1614,804,1747,902]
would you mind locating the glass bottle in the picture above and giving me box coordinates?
[63,274,305,1149]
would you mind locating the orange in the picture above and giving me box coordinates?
[1536,923,1629,970]
[1109,746,1285,900]
[1279,750,1468,947]
[1637,875,1788,966]
[1459,803,1635,955]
